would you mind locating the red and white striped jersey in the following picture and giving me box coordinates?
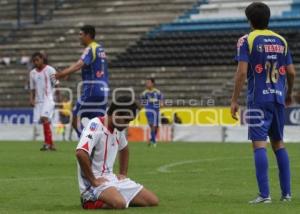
[76,117,128,194]
[29,65,58,103]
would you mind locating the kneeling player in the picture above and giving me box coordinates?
[76,96,159,209]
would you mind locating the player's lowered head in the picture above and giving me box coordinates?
[245,2,270,30]
[107,96,139,131]
[146,78,155,90]
[79,25,96,46]
[32,52,46,70]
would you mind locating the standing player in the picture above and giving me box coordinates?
[140,78,163,147]
[231,2,296,203]
[76,96,159,209]
[55,25,109,138]
[29,52,59,151]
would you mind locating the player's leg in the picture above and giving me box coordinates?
[130,187,159,207]
[269,104,291,201]
[40,116,54,151]
[248,103,272,203]
[72,101,83,138]
[40,101,55,151]
[98,187,127,209]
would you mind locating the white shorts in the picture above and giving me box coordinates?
[92,174,143,208]
[33,100,55,123]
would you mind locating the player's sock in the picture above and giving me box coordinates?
[150,130,156,143]
[43,122,53,146]
[275,148,291,196]
[254,148,269,198]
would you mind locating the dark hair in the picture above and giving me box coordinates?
[31,52,48,64]
[147,78,155,84]
[245,2,270,30]
[107,96,139,117]
[31,52,44,60]
[80,25,96,39]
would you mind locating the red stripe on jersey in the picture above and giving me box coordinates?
[101,133,109,175]
[42,65,49,97]
[82,142,89,151]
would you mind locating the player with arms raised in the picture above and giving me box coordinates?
[29,52,59,151]
[55,25,109,138]
[76,96,159,209]
[231,2,296,203]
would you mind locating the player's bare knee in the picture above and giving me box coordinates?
[111,199,126,209]
[148,194,159,206]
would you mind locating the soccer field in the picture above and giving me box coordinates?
[1,141,300,214]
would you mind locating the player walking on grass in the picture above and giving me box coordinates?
[76,96,159,209]
[231,2,296,204]
[140,78,163,147]
[29,52,59,151]
[55,25,109,138]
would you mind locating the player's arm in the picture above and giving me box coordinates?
[286,64,296,106]
[30,90,35,107]
[55,60,84,79]
[231,61,248,120]
[29,72,35,107]
[76,120,108,187]
[118,145,129,178]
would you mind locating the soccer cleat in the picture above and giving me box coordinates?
[49,146,57,151]
[249,195,272,204]
[40,144,49,151]
[280,195,292,202]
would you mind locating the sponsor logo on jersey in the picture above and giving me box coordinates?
[264,44,285,54]
[98,52,107,59]
[255,64,263,74]
[279,66,286,75]
[266,55,277,60]
[89,122,98,131]
[256,44,264,53]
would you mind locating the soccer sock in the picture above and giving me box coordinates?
[150,129,156,143]
[275,148,291,196]
[43,122,53,146]
[254,148,269,198]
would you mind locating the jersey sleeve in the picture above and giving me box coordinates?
[80,47,93,66]
[285,49,293,66]
[29,71,35,90]
[235,35,249,62]
[117,131,128,151]
[76,118,103,156]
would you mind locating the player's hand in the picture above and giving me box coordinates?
[92,177,108,187]
[117,174,127,180]
[285,94,293,107]
[230,101,239,120]
[30,99,35,107]
[54,72,64,80]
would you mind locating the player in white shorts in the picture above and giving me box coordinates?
[76,96,159,209]
[29,52,59,151]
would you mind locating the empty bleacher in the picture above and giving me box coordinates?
[1,0,299,108]
[0,0,197,107]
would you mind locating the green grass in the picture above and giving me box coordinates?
[1,141,300,214]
